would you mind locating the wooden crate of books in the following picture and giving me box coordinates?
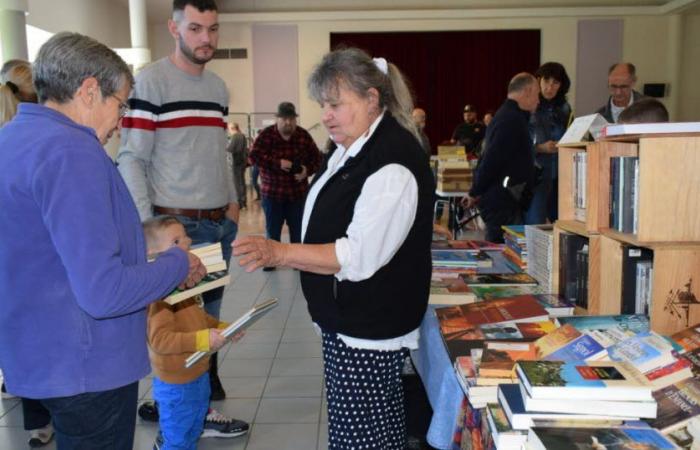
[557,141,637,234]
[551,223,601,315]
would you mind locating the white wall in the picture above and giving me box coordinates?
[26,0,131,48]
[680,14,700,121]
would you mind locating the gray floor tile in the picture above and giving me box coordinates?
[219,358,273,378]
[245,423,318,450]
[318,422,329,450]
[263,376,323,398]
[321,395,328,423]
[199,435,248,449]
[208,397,259,423]
[0,400,22,426]
[284,317,317,329]
[255,398,321,424]
[270,357,324,377]
[281,327,321,343]
[226,342,279,359]
[219,376,267,398]
[238,328,283,344]
[0,426,57,449]
[0,398,20,418]
[275,341,322,359]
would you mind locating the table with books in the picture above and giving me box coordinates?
[419,235,700,450]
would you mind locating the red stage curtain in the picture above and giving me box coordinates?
[330,30,541,153]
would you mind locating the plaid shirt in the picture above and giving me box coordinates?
[250,125,321,202]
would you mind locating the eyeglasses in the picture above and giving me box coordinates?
[609,84,632,92]
[110,94,130,118]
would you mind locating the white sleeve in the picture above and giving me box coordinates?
[334,164,418,282]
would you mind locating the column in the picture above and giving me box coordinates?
[0,0,29,63]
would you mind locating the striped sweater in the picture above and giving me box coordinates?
[117,57,236,220]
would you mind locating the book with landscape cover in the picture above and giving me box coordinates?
[648,378,700,433]
[516,360,654,401]
[435,297,549,339]
[429,277,477,305]
[527,426,680,450]
[185,298,278,368]
[485,402,527,450]
[670,324,700,353]
[478,341,537,378]
[470,286,573,317]
[164,270,231,306]
[459,272,538,286]
[608,331,678,374]
[534,324,582,358]
[432,239,503,252]
[431,250,492,268]
[479,320,556,341]
[556,314,650,334]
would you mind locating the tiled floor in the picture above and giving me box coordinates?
[0,197,329,449]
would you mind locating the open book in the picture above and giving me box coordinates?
[184,298,279,368]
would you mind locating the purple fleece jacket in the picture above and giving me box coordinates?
[0,104,189,398]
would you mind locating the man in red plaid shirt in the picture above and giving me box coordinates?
[250,102,321,270]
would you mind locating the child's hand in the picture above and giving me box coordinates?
[209,329,226,352]
[228,330,245,343]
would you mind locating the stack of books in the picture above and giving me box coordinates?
[436,160,472,192]
[610,156,640,234]
[501,225,528,271]
[164,243,230,305]
[525,225,554,292]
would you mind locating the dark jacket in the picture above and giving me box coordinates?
[596,90,645,123]
[470,99,535,208]
[300,113,435,339]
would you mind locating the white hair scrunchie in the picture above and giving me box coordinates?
[373,57,388,75]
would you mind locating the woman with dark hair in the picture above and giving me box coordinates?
[525,62,573,224]
[234,47,434,449]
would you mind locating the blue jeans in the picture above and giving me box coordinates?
[40,382,138,450]
[177,216,237,319]
[251,165,261,199]
[261,196,304,243]
[153,374,210,450]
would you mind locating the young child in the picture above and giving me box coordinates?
[143,216,240,450]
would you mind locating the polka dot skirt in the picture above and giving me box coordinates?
[322,331,407,450]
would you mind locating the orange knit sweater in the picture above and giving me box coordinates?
[147,296,227,384]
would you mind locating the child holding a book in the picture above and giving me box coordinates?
[143,216,244,449]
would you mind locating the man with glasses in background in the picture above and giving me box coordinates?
[596,63,645,123]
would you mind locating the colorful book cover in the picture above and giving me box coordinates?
[501,224,526,240]
[608,332,676,373]
[431,250,492,267]
[516,321,558,340]
[680,348,700,377]
[648,378,700,432]
[478,320,556,341]
[479,342,537,378]
[529,426,679,450]
[459,272,538,286]
[432,239,503,252]
[535,324,582,358]
[670,324,700,353]
[430,277,473,294]
[516,360,652,401]
[644,354,692,383]
[544,334,607,362]
[435,297,548,339]
[470,285,547,300]
[557,314,650,334]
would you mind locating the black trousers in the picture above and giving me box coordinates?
[478,189,523,243]
[22,397,51,430]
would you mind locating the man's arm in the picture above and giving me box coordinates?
[116,77,160,221]
[249,129,281,171]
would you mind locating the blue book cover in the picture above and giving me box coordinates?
[557,314,649,334]
[544,334,606,362]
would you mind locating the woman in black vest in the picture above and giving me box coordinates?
[234,48,435,449]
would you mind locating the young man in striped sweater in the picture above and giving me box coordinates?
[117,0,246,435]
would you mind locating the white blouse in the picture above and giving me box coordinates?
[301,112,422,351]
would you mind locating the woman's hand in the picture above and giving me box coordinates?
[232,236,286,272]
[180,252,207,289]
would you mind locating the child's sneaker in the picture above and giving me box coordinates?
[138,401,159,422]
[28,423,54,448]
[201,408,249,438]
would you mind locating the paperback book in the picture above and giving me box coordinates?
[516,360,654,401]
[184,298,278,367]
[165,270,231,306]
[527,425,680,450]
[648,378,700,433]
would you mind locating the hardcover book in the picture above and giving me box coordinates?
[516,360,654,401]
[164,270,231,306]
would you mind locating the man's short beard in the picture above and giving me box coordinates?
[178,33,214,65]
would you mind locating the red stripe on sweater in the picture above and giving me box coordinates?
[157,117,227,129]
[121,117,156,131]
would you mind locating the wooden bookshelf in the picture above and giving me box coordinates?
[556,132,700,334]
